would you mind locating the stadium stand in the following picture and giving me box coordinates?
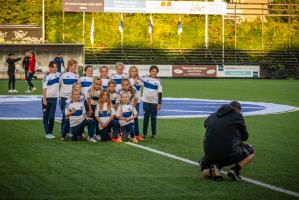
[85,48,299,78]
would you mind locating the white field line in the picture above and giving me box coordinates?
[125,142,299,198]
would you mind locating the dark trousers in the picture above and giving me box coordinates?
[42,98,57,135]
[121,123,135,142]
[91,104,100,135]
[71,119,95,141]
[134,103,140,136]
[7,72,16,90]
[143,102,158,136]
[24,68,29,80]
[99,119,120,141]
[27,72,35,90]
[59,97,70,137]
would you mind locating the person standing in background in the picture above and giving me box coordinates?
[54,53,65,73]
[22,52,30,81]
[26,51,37,93]
[6,53,21,93]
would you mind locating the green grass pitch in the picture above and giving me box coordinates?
[0,79,298,200]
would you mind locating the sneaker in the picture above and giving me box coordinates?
[151,135,156,138]
[66,133,73,138]
[111,138,119,143]
[88,137,97,143]
[227,169,241,181]
[142,134,147,138]
[8,90,13,93]
[45,134,55,139]
[79,133,86,140]
[95,135,101,141]
[25,90,31,93]
[61,137,67,141]
[130,137,138,143]
[32,87,37,92]
[136,135,144,141]
[12,89,19,93]
[211,164,223,182]
[117,136,123,143]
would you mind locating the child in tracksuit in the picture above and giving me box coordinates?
[42,61,60,139]
[66,89,96,142]
[128,66,143,141]
[79,65,93,98]
[118,78,143,141]
[116,92,138,143]
[87,77,102,140]
[59,59,79,140]
[109,62,128,91]
[100,66,110,90]
[141,65,162,138]
[95,90,119,142]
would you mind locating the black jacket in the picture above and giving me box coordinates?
[22,56,30,70]
[203,104,248,161]
[6,57,21,74]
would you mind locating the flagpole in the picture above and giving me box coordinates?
[83,12,85,44]
[62,11,65,43]
[121,14,124,48]
[178,15,182,50]
[150,14,153,49]
[42,0,45,43]
[205,0,209,49]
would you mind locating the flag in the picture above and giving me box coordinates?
[90,14,94,45]
[148,15,153,34]
[178,18,182,35]
[118,18,123,34]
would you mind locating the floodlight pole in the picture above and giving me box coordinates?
[222,0,225,66]
[42,0,45,43]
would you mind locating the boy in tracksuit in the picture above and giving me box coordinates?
[42,61,60,139]
[141,66,162,138]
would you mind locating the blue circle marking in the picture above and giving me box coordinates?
[0,96,297,120]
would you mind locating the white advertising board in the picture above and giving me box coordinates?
[217,65,260,78]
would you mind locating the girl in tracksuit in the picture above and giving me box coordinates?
[66,89,96,143]
[42,61,60,139]
[109,62,128,91]
[128,66,143,141]
[27,51,36,92]
[95,90,119,142]
[116,92,138,143]
[59,59,79,140]
[141,65,162,138]
[87,77,102,140]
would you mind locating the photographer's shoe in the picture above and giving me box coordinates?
[211,164,223,182]
[228,169,241,181]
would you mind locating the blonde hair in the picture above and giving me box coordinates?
[72,82,81,90]
[71,89,81,101]
[115,62,124,69]
[98,90,112,114]
[129,66,139,78]
[67,59,78,72]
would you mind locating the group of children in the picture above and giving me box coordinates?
[42,60,163,143]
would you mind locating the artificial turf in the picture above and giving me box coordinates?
[0,79,298,200]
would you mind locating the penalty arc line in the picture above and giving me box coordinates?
[125,142,299,198]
